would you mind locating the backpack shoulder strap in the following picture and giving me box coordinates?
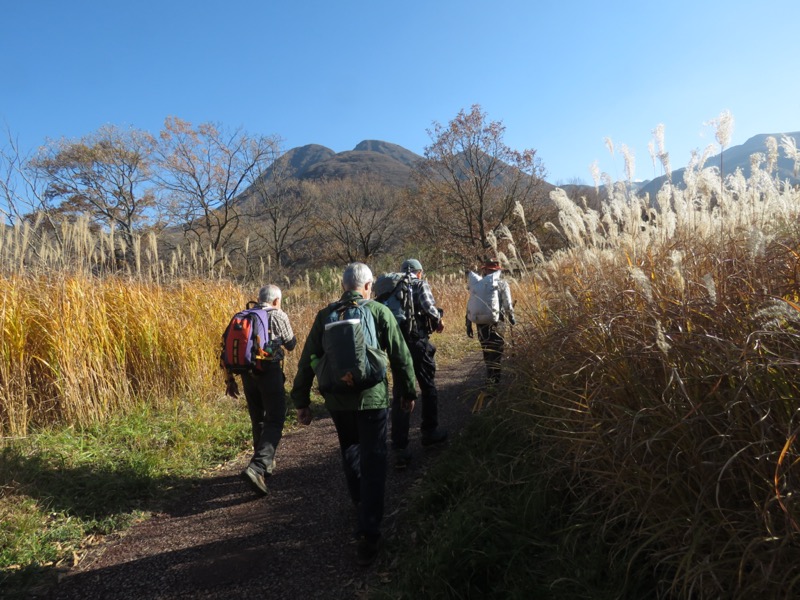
[248,307,271,340]
[356,299,379,347]
[326,299,351,321]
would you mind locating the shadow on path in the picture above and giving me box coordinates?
[44,354,485,600]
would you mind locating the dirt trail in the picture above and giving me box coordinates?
[45,353,485,600]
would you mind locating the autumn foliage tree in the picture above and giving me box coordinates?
[412,104,547,266]
[29,125,158,257]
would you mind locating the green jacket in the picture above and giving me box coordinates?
[290,290,417,411]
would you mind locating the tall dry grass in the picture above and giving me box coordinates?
[506,134,800,597]
[0,216,469,437]
[0,216,306,435]
[0,274,247,436]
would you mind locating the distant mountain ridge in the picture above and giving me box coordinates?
[262,133,800,194]
[638,132,800,199]
[268,140,423,187]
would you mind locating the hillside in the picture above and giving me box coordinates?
[252,132,800,201]
[638,131,800,199]
[266,139,421,188]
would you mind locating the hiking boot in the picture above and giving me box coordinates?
[356,536,380,567]
[241,465,268,496]
[393,447,412,470]
[421,429,448,447]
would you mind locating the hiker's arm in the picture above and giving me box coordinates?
[376,307,417,400]
[275,312,298,351]
[400,396,415,413]
[225,373,239,397]
[418,281,441,323]
[465,316,473,338]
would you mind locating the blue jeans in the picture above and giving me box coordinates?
[241,364,286,475]
[329,408,388,539]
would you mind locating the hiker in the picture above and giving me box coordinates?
[387,259,448,469]
[290,262,417,566]
[224,284,297,496]
[466,259,516,384]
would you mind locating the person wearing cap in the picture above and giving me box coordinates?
[226,284,297,496]
[466,260,516,384]
[391,258,448,469]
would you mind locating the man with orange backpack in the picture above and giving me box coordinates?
[221,284,297,496]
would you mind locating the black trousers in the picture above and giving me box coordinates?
[477,323,504,384]
[329,408,388,540]
[241,363,286,475]
[391,334,438,449]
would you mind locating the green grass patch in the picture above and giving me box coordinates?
[0,395,252,598]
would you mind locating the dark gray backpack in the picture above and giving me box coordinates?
[314,299,387,394]
[373,271,415,336]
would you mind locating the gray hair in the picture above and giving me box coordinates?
[258,284,282,305]
[342,262,373,291]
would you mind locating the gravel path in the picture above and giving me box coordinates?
[45,353,484,600]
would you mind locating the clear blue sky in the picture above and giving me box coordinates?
[2,0,798,185]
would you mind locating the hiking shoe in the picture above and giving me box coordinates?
[421,429,448,447]
[394,447,413,470]
[356,536,380,567]
[241,465,268,496]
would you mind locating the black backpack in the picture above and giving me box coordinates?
[373,271,415,336]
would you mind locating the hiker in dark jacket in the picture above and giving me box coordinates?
[391,259,448,470]
[225,284,297,496]
[290,262,417,566]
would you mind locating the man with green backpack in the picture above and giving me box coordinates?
[290,262,417,566]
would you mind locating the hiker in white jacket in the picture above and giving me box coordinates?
[465,259,515,384]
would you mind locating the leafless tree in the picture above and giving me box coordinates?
[314,174,406,265]
[242,157,319,271]
[412,104,547,265]
[0,127,49,225]
[28,125,158,259]
[154,117,280,263]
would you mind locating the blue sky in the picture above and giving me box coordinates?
[2,0,798,185]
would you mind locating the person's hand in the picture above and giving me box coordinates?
[225,378,239,398]
[296,407,313,425]
[509,315,517,326]
[436,320,445,334]
[401,397,416,413]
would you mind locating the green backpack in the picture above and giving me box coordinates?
[314,299,387,394]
